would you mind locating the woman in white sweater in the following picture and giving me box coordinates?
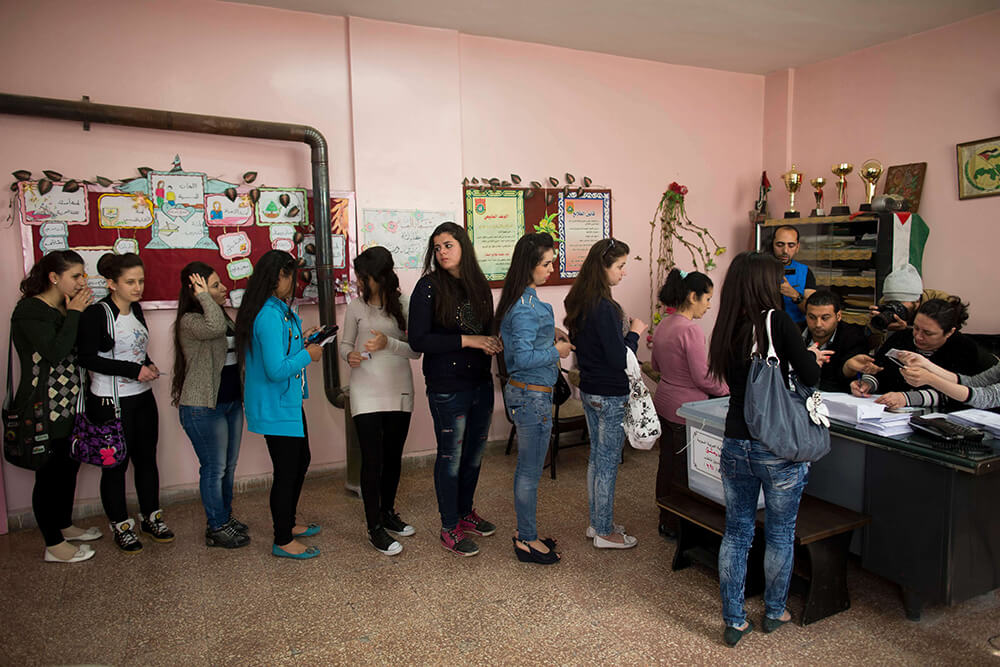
[339,247,421,556]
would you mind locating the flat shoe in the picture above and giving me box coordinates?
[723,620,754,647]
[593,533,638,549]
[44,546,96,563]
[272,543,321,560]
[762,614,791,633]
[512,538,559,565]
[586,523,624,539]
[64,526,103,542]
[292,523,322,538]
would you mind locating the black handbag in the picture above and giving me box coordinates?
[2,332,53,471]
[554,367,572,406]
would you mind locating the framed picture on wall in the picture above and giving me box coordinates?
[956,136,1000,200]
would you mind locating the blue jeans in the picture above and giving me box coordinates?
[179,401,244,530]
[580,391,627,535]
[718,437,809,627]
[504,383,554,542]
[427,381,494,530]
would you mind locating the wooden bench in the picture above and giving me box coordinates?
[657,488,870,625]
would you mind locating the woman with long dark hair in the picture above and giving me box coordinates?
[706,251,828,647]
[11,250,98,562]
[496,233,573,565]
[234,250,324,559]
[172,261,248,549]
[339,246,420,556]
[77,252,170,553]
[408,222,501,557]
[651,268,728,539]
[564,238,646,549]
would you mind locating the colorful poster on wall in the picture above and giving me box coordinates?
[145,171,216,249]
[359,208,454,271]
[205,193,254,227]
[465,189,524,281]
[256,188,308,226]
[17,181,89,225]
[98,193,154,229]
[558,191,611,278]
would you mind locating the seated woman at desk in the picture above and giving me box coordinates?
[897,350,1000,409]
[851,297,989,409]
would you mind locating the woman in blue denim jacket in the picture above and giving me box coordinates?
[234,250,324,560]
[563,238,647,549]
[707,252,828,647]
[496,234,574,565]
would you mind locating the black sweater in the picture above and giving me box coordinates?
[407,275,493,394]
[571,299,639,397]
[864,329,987,397]
[724,309,821,439]
[76,296,154,380]
[804,321,870,393]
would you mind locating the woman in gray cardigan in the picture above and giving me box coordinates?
[172,262,249,549]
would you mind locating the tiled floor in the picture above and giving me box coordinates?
[1,442,999,665]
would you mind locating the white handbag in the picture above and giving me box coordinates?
[623,347,661,450]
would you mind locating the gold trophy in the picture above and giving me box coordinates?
[781,164,803,218]
[809,177,827,217]
[858,159,883,211]
[830,163,853,215]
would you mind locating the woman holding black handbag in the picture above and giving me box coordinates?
[707,252,830,647]
[10,250,98,563]
[77,253,171,554]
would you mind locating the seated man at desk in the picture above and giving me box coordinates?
[851,297,990,409]
[802,290,871,393]
[771,225,816,327]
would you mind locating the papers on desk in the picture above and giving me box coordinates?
[820,393,913,436]
[947,409,1000,438]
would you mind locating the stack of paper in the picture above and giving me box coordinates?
[947,409,1000,438]
[820,392,913,436]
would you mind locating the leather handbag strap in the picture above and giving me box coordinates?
[749,309,779,360]
[4,327,14,411]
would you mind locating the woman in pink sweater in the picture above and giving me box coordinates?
[651,269,729,537]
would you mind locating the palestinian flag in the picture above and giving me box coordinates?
[891,212,929,275]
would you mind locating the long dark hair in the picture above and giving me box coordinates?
[708,251,784,382]
[917,297,969,334]
[422,222,493,332]
[171,261,224,406]
[659,268,713,309]
[234,250,297,371]
[354,246,405,331]
[19,250,85,299]
[97,252,143,281]
[494,233,555,332]
[563,237,629,338]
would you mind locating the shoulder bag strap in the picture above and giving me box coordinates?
[100,302,121,419]
[749,309,779,360]
[4,329,14,411]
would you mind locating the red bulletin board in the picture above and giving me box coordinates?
[19,187,354,309]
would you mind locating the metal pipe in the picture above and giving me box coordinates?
[0,92,346,407]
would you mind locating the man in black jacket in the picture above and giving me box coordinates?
[802,290,871,392]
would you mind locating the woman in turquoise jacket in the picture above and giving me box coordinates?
[234,250,323,559]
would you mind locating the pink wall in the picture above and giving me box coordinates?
[763,10,1000,332]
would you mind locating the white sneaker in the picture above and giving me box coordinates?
[63,526,103,542]
[44,545,96,563]
[586,523,624,539]
[593,533,638,549]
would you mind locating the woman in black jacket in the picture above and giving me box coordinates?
[77,253,170,553]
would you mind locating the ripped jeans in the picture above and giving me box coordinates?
[427,380,494,530]
[718,437,809,628]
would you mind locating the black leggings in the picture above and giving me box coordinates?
[86,390,160,523]
[32,437,81,546]
[264,419,311,546]
[353,411,411,530]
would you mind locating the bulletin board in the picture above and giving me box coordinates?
[462,186,612,287]
[14,165,355,309]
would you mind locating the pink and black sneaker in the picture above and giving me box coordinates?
[458,509,496,537]
[440,527,479,556]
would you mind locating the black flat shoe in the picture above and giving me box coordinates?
[512,537,560,565]
[723,620,753,647]
[762,614,791,633]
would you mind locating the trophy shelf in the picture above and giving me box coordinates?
[762,214,878,227]
[797,248,873,262]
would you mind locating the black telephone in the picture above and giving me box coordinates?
[909,415,985,442]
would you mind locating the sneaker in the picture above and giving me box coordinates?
[227,515,249,534]
[381,510,415,537]
[111,519,143,553]
[586,523,625,539]
[458,509,496,537]
[368,526,403,556]
[440,527,479,556]
[138,509,176,543]
[206,522,251,549]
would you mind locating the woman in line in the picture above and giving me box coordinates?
[706,251,829,647]
[851,297,989,409]
[496,233,574,565]
[409,222,500,557]
[172,262,249,549]
[11,250,98,562]
[340,246,421,557]
[651,268,728,539]
[234,250,324,560]
[564,238,646,549]
[78,253,171,553]
[897,349,1000,408]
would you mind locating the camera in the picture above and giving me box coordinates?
[871,300,910,331]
